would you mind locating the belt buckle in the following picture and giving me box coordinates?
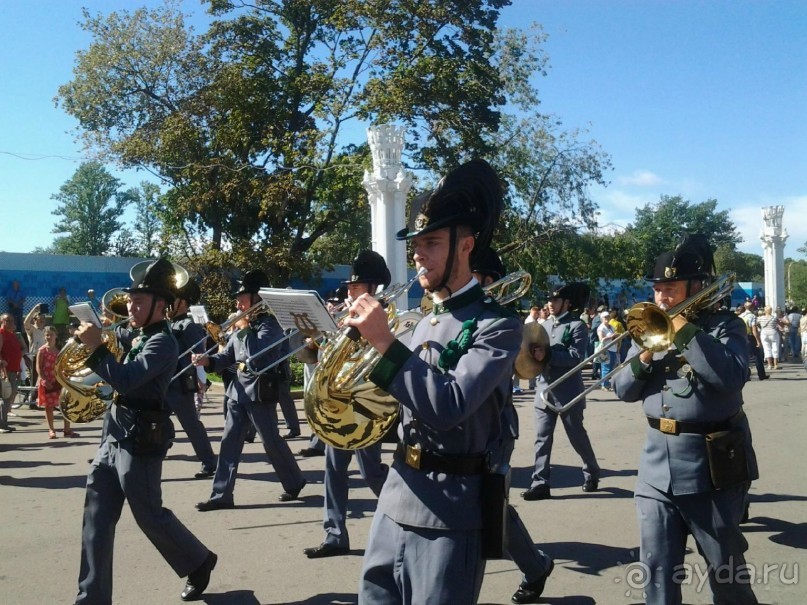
[405,445,421,470]
[238,362,247,373]
[659,418,678,434]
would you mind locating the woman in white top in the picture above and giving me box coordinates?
[23,304,47,405]
[757,306,780,370]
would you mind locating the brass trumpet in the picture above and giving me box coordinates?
[540,273,737,414]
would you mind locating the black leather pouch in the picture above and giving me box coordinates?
[705,428,749,490]
[257,372,279,403]
[480,463,510,559]
[180,370,197,394]
[132,411,174,456]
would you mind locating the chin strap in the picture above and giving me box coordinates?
[431,225,458,298]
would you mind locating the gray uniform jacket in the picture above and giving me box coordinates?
[535,313,588,410]
[169,315,207,394]
[368,283,522,531]
[86,321,177,443]
[206,313,287,404]
[612,310,759,495]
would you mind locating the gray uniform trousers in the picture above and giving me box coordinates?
[76,439,209,604]
[635,479,757,605]
[322,443,387,547]
[359,512,486,605]
[276,379,300,432]
[208,397,304,503]
[497,437,552,583]
[531,401,599,488]
[166,385,217,471]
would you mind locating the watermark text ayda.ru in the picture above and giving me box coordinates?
[623,558,799,593]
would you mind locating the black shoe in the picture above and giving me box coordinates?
[181,551,217,601]
[511,559,555,604]
[303,542,350,559]
[28,403,39,411]
[195,499,234,512]
[282,429,301,440]
[521,485,551,501]
[299,447,325,457]
[582,478,599,492]
[759,374,769,380]
[194,467,216,479]
[279,480,306,502]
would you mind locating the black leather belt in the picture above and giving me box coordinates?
[394,443,486,475]
[115,397,163,412]
[647,409,745,435]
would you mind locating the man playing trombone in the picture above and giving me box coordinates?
[193,269,306,510]
[522,282,600,501]
[344,159,522,605]
[302,250,391,559]
[612,234,758,605]
[167,278,217,479]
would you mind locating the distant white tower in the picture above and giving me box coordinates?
[363,125,412,296]
[760,205,788,311]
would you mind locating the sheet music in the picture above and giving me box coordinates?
[258,288,338,335]
[69,303,103,328]
[189,305,209,325]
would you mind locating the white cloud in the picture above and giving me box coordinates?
[616,169,665,188]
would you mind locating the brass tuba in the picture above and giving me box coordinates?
[56,288,130,423]
[305,269,532,450]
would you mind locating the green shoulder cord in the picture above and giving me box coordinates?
[438,318,479,371]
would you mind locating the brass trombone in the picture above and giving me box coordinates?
[541,273,737,414]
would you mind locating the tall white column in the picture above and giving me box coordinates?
[363,125,412,299]
[760,205,788,311]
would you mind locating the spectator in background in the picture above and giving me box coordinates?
[6,280,25,339]
[23,303,48,408]
[775,308,788,362]
[800,309,807,363]
[0,313,24,433]
[37,326,76,439]
[52,287,71,347]
[757,306,780,370]
[786,306,801,360]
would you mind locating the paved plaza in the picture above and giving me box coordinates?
[1,362,805,605]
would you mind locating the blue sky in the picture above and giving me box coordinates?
[2,0,806,257]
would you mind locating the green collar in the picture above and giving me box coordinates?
[433,284,485,316]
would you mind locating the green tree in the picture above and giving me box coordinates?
[50,161,133,256]
[621,195,742,279]
[714,245,764,282]
[56,1,609,287]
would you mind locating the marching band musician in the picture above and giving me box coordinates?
[612,235,759,605]
[344,159,522,604]
[73,258,217,604]
[471,248,555,604]
[303,250,391,559]
[166,279,218,479]
[193,269,306,510]
[522,281,600,501]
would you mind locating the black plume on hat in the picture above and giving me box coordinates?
[126,258,184,304]
[343,250,391,288]
[396,159,504,254]
[176,279,201,305]
[471,247,506,282]
[233,270,270,296]
[551,282,590,312]
[646,234,716,282]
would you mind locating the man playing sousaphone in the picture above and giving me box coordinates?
[73,259,217,604]
[612,234,759,605]
[344,159,522,604]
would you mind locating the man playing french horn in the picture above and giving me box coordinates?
[73,258,217,604]
[344,159,522,605]
[612,234,759,605]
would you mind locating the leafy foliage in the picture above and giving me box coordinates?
[50,162,133,256]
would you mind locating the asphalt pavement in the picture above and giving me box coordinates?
[1,361,805,605]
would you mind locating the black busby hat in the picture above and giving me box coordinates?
[343,250,392,289]
[233,270,270,296]
[471,247,506,282]
[550,282,590,312]
[396,159,504,253]
[176,279,201,305]
[125,258,187,304]
[646,234,716,283]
